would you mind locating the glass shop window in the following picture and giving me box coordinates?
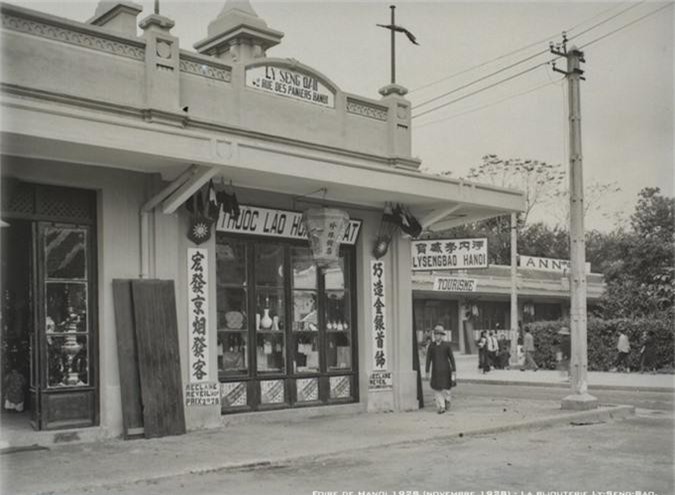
[215,234,358,411]
[216,240,248,377]
[44,227,90,388]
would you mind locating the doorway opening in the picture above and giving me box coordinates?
[1,219,32,428]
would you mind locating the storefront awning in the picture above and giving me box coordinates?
[1,95,524,231]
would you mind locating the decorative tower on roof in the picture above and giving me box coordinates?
[194,0,284,63]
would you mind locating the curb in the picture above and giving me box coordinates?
[459,378,674,392]
[29,404,635,495]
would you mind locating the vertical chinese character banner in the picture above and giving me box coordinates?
[370,259,387,372]
[188,248,209,383]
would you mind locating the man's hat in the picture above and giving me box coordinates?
[433,325,445,335]
[558,327,570,335]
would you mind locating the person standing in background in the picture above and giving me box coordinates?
[477,331,489,374]
[425,325,456,414]
[615,330,631,372]
[487,331,499,370]
[520,328,539,371]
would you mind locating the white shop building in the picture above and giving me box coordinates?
[0,1,523,442]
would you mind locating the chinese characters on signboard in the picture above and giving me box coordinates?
[246,66,335,108]
[369,260,392,390]
[185,382,219,406]
[188,248,209,382]
[411,238,488,271]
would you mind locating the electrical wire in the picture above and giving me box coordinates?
[412,48,549,110]
[567,0,645,41]
[411,2,648,111]
[412,2,669,121]
[412,60,554,120]
[579,2,673,49]
[408,2,630,95]
[415,78,562,130]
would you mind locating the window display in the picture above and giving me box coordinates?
[44,227,90,389]
[215,234,357,412]
[216,239,249,377]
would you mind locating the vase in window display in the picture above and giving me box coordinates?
[62,310,82,386]
[336,321,344,331]
[272,315,279,331]
[260,308,273,330]
[256,313,261,330]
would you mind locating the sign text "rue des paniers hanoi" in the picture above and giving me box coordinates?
[246,66,335,108]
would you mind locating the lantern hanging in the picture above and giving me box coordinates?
[372,203,399,259]
[302,207,350,267]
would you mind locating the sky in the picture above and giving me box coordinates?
[10,0,674,231]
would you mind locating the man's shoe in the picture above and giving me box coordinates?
[445,399,451,410]
[437,409,444,414]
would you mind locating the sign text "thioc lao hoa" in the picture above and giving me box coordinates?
[246,66,335,108]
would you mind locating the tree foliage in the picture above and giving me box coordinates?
[466,154,564,225]
[596,187,675,319]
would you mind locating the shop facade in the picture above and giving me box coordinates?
[412,261,605,356]
[0,1,524,440]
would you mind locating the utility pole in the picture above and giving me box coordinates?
[551,35,598,410]
[509,213,519,367]
[390,5,396,84]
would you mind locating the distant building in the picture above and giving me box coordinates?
[412,262,605,354]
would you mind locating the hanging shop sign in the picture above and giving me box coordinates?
[188,248,209,382]
[246,65,335,108]
[185,382,220,407]
[519,255,591,274]
[369,260,390,391]
[432,277,478,292]
[217,205,361,245]
[411,238,488,271]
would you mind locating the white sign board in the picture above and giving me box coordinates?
[520,255,591,274]
[411,238,488,271]
[217,205,361,245]
[246,65,335,108]
[369,371,393,390]
[188,248,209,382]
[370,260,388,373]
[185,382,220,406]
[432,277,478,292]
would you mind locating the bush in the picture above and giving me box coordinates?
[524,317,674,372]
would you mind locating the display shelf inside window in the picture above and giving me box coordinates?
[325,290,351,371]
[218,330,248,376]
[256,331,285,373]
[45,283,89,387]
[291,290,319,373]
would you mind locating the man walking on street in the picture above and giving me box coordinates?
[520,328,538,371]
[425,325,456,414]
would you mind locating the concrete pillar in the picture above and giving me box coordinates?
[391,234,417,412]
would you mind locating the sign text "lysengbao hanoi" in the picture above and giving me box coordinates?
[411,238,488,271]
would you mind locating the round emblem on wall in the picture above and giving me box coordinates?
[397,105,409,119]
[156,41,172,59]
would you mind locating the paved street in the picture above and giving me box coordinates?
[426,381,675,411]
[54,408,673,495]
